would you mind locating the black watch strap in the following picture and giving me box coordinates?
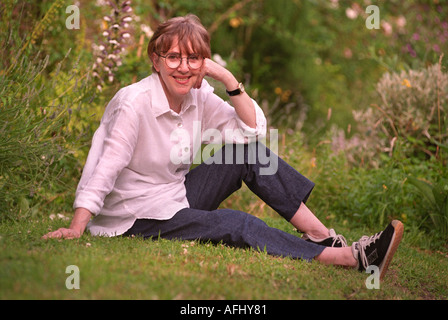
[226,82,245,96]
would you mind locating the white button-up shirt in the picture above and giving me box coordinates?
[74,73,267,236]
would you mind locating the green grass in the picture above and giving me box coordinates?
[1,213,447,300]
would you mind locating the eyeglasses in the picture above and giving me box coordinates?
[156,52,204,70]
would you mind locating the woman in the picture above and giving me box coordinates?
[43,15,403,280]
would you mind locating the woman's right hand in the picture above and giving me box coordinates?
[42,228,81,240]
[42,207,92,240]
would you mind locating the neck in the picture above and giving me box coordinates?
[157,73,184,114]
[170,103,182,114]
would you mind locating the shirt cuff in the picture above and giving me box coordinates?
[234,99,267,140]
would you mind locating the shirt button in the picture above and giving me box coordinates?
[177,122,183,128]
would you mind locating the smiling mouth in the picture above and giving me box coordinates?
[173,76,191,85]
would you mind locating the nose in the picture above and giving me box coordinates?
[177,57,189,72]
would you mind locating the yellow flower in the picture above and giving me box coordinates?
[274,87,282,95]
[102,20,108,30]
[402,78,412,88]
[281,89,292,102]
[229,17,243,28]
[401,213,407,223]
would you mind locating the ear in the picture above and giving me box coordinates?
[152,53,160,72]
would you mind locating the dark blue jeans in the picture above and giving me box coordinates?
[124,143,325,261]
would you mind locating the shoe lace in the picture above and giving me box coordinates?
[357,231,383,269]
[328,229,348,247]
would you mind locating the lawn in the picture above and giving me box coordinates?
[1,212,447,300]
[2,0,448,303]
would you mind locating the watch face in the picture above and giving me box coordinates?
[238,82,245,93]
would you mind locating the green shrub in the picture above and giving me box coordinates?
[407,176,448,241]
[0,0,94,220]
[310,139,448,248]
[375,63,447,158]
[331,62,447,168]
[0,48,94,220]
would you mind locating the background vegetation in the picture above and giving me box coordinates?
[1,0,447,299]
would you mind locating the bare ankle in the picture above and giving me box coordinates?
[306,229,330,240]
[315,247,358,267]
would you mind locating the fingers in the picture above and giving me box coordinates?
[42,229,62,239]
[194,63,207,89]
[42,228,79,240]
[197,58,232,88]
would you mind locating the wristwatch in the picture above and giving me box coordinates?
[226,82,245,96]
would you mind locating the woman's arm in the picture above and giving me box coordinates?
[194,58,256,129]
[42,207,92,240]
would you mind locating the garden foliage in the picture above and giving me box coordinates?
[1,0,447,248]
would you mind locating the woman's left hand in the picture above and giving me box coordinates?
[193,57,256,129]
[193,58,237,90]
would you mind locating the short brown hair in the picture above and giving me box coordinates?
[147,14,211,73]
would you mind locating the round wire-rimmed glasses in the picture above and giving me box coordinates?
[156,52,204,70]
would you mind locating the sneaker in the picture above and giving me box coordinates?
[352,220,404,280]
[303,229,348,247]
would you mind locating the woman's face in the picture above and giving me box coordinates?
[153,39,202,108]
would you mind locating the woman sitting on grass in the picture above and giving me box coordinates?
[43,14,403,280]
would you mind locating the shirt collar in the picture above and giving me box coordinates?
[149,73,195,118]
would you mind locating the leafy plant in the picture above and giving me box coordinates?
[92,0,135,92]
[0,1,94,220]
[407,176,448,239]
[375,62,447,155]
[331,62,447,168]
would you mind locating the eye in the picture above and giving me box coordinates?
[188,54,200,61]
[166,53,180,61]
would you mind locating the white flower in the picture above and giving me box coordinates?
[212,53,227,67]
[329,0,339,9]
[396,16,406,28]
[381,21,393,36]
[96,0,108,6]
[141,24,154,38]
[346,8,358,20]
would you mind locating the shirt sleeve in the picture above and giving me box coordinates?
[73,93,139,215]
[200,80,267,144]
